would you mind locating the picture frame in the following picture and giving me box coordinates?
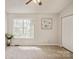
[41,18,52,29]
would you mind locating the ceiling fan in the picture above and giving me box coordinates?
[25,0,42,5]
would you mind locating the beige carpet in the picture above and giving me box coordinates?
[6,46,73,59]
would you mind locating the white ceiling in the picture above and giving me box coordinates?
[6,0,73,13]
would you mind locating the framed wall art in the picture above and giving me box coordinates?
[41,18,52,29]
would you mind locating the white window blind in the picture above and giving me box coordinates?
[13,19,34,39]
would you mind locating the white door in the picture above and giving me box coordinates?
[62,15,73,52]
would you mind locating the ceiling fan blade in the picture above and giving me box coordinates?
[25,0,32,5]
[38,1,42,5]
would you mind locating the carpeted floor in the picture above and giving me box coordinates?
[5,46,73,59]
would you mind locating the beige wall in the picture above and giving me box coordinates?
[6,13,58,45]
[59,3,73,51]
[57,14,62,46]
[6,3,73,46]
[60,3,73,17]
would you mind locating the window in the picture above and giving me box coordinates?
[13,19,34,39]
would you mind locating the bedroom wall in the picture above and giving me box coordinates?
[57,14,62,46]
[60,3,73,17]
[59,3,73,51]
[57,3,73,46]
[6,13,58,45]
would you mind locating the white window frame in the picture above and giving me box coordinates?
[13,19,34,39]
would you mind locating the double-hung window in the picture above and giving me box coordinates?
[13,19,34,39]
